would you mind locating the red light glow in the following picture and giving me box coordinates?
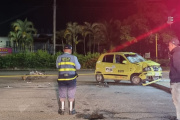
[109,23,171,52]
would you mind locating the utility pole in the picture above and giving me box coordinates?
[155,34,158,61]
[53,0,56,55]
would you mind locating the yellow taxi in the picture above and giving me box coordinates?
[95,52,162,85]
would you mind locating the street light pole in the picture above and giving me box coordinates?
[53,0,56,55]
[155,33,158,61]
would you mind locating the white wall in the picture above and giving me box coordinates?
[0,37,10,48]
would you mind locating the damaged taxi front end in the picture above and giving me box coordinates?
[124,53,162,85]
[140,61,162,85]
[95,52,162,85]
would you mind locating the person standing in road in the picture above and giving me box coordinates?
[56,44,81,115]
[168,38,180,120]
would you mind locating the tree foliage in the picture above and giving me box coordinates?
[55,1,176,57]
[64,22,82,53]
[8,19,37,52]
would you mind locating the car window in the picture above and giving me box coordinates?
[125,54,145,63]
[115,55,126,64]
[102,55,114,63]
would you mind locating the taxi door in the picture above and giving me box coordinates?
[101,54,116,80]
[113,54,130,80]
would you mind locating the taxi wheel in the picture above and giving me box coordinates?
[114,80,121,83]
[130,74,142,85]
[96,74,104,83]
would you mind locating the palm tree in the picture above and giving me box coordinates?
[81,24,93,55]
[101,19,122,50]
[9,19,37,52]
[83,22,106,53]
[56,30,66,49]
[8,31,21,52]
[94,29,106,53]
[64,22,81,53]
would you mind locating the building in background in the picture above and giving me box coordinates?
[0,37,12,56]
[0,34,56,55]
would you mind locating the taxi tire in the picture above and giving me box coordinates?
[95,74,104,83]
[130,74,142,85]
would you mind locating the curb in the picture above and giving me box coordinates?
[151,83,171,94]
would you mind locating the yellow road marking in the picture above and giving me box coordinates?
[0,73,95,77]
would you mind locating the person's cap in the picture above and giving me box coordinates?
[170,38,179,46]
[64,44,72,49]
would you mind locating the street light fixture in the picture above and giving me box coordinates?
[167,16,173,25]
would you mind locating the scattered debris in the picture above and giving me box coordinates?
[22,75,27,81]
[22,70,48,81]
[4,86,12,88]
[76,109,104,119]
[165,116,177,120]
[83,109,90,112]
[97,82,109,88]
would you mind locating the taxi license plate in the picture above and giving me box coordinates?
[155,72,159,76]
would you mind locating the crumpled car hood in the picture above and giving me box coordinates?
[137,60,160,68]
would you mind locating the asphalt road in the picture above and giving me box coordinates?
[0,70,176,120]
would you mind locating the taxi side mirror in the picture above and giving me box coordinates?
[122,60,127,64]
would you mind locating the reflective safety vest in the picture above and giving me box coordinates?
[57,54,77,81]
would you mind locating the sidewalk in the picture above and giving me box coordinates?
[152,79,171,94]
[148,70,171,93]
[156,79,170,88]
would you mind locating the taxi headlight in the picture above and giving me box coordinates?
[143,66,151,72]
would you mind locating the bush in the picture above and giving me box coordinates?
[81,52,100,69]
[72,52,100,69]
[0,51,100,69]
[0,51,170,70]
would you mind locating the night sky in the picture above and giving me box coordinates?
[0,0,139,36]
[0,0,179,36]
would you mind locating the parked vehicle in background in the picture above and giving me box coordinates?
[95,52,162,85]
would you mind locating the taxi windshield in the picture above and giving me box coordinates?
[125,54,145,63]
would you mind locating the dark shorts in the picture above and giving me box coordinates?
[58,79,76,100]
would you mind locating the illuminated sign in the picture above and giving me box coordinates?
[0,48,12,54]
